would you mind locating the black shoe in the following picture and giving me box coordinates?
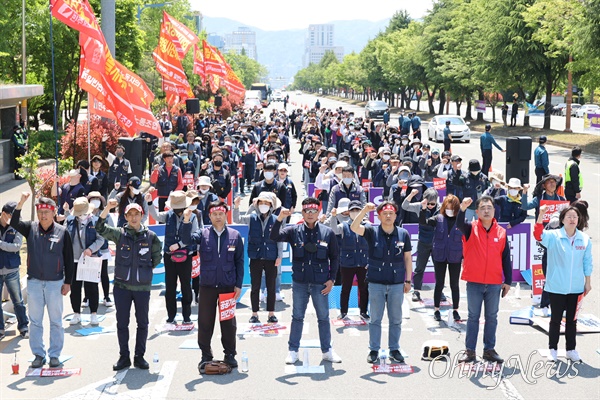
[433,310,441,321]
[453,310,461,321]
[166,318,176,325]
[367,350,379,364]
[134,355,150,369]
[412,291,421,302]
[31,355,46,368]
[182,318,193,325]
[0,330,5,340]
[482,349,504,363]
[389,350,404,364]
[113,356,131,371]
[224,354,238,368]
[337,313,348,320]
[458,350,477,363]
[249,315,260,323]
[20,330,29,338]
[49,357,62,368]
[200,354,214,364]
[360,312,370,321]
[440,293,447,302]
[267,315,278,323]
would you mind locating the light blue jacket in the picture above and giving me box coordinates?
[540,227,593,295]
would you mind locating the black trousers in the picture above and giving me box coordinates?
[433,261,461,308]
[114,285,150,357]
[197,285,237,358]
[510,114,517,126]
[413,241,433,290]
[444,139,451,152]
[548,292,581,351]
[250,259,277,312]
[158,197,167,212]
[535,167,547,184]
[340,266,368,314]
[164,255,193,321]
[70,262,99,313]
[481,149,493,175]
[84,259,110,302]
[413,129,421,140]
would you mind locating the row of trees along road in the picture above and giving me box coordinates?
[293,0,600,128]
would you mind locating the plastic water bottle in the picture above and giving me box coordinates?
[152,352,160,374]
[447,310,454,327]
[515,282,521,299]
[241,351,249,372]
[379,349,388,371]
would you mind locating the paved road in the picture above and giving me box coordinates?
[1,94,599,400]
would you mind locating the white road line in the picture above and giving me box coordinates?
[53,369,128,400]
[150,361,178,400]
[499,378,526,400]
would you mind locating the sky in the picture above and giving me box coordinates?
[190,0,434,31]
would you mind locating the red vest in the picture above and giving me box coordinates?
[461,219,507,284]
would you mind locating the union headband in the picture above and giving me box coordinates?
[302,204,320,211]
[378,204,396,213]
[209,206,228,214]
[36,203,55,211]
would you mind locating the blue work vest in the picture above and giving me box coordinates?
[338,222,369,268]
[163,210,195,253]
[432,215,463,263]
[114,229,155,286]
[0,227,21,269]
[247,214,278,260]
[366,226,409,285]
[156,165,180,197]
[66,217,100,256]
[198,228,240,287]
[290,224,333,284]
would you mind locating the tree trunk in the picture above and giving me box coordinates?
[438,88,446,115]
[543,66,553,130]
[456,100,462,117]
[401,91,407,110]
[465,96,473,120]
[427,85,437,114]
[477,89,485,121]
[416,91,421,112]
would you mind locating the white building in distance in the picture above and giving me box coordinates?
[224,27,257,60]
[303,24,344,67]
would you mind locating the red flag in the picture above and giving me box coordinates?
[89,95,115,119]
[193,43,206,84]
[162,11,199,59]
[50,0,104,44]
[202,40,226,79]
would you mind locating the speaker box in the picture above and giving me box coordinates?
[185,98,200,114]
[118,137,144,180]
[505,136,532,184]
[214,95,222,108]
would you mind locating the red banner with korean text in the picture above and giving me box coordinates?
[89,95,115,119]
[193,44,206,84]
[218,292,236,321]
[433,178,446,190]
[50,0,104,43]
[531,263,545,296]
[162,11,199,59]
[202,40,227,79]
[539,200,570,224]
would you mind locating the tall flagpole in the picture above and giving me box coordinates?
[49,0,59,199]
[87,92,91,164]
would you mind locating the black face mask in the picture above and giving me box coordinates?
[213,160,223,167]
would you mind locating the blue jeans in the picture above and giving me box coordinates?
[368,282,404,352]
[0,270,29,332]
[27,278,65,359]
[289,281,331,353]
[466,282,501,351]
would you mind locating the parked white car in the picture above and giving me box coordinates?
[575,104,599,118]
[427,115,471,143]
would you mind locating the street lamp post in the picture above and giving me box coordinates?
[564,53,573,133]
[21,0,27,127]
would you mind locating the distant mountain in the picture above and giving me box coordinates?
[202,17,390,86]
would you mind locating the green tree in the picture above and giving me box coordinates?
[385,10,411,33]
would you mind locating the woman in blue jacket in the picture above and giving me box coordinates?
[534,204,593,363]
[419,194,463,322]
[493,178,528,229]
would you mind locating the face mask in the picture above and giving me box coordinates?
[181,156,188,162]
[445,210,454,217]
[189,205,198,211]
[279,133,284,139]
[200,188,209,194]
[264,171,275,180]
[337,214,350,222]
[258,204,271,214]
[382,155,390,161]
[115,151,124,158]
[90,199,101,209]
[508,189,520,196]
[213,160,223,167]
[224,142,233,148]
[131,188,140,195]
[335,173,343,180]
[470,170,480,176]
[342,177,353,186]
[349,212,360,221]
[402,140,408,145]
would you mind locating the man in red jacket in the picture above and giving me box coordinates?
[456,195,512,364]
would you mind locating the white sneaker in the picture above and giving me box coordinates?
[70,314,81,325]
[81,299,89,308]
[285,351,299,364]
[90,314,99,326]
[322,349,342,363]
[276,292,284,302]
[541,307,550,317]
[566,350,581,362]
[548,349,558,362]
[103,298,114,307]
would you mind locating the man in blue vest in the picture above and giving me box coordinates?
[411,112,422,140]
[96,200,163,371]
[479,124,505,176]
[55,169,86,215]
[196,176,220,226]
[103,135,132,195]
[271,197,342,365]
[11,193,74,369]
[326,165,365,215]
[452,159,491,221]
[191,200,244,370]
[329,200,370,320]
[401,113,413,136]
[150,151,183,211]
[351,200,413,365]
[147,191,198,325]
[233,192,282,324]
[200,152,232,200]
[249,162,287,207]
[0,202,28,340]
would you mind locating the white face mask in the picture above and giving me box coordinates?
[90,199,101,209]
[402,140,408,145]
[131,188,140,195]
[264,171,275,180]
[335,173,343,180]
[349,212,360,221]
[508,189,520,196]
[258,204,271,214]
[382,155,391,161]
[470,170,480,176]
[189,205,198,211]
[342,177,353,186]
[445,210,454,217]
[200,188,209,194]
